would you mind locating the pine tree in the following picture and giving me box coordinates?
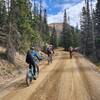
[95,0,100,59]
[50,25,57,48]
[0,0,7,45]
[62,10,73,50]
[32,1,40,31]
[43,9,49,41]
[80,0,93,56]
[80,7,87,54]
[90,0,97,59]
[72,24,80,48]
[85,0,93,56]
[33,0,37,16]
[37,0,43,36]
[62,10,67,50]
[0,0,7,29]
[16,0,36,52]
[44,9,47,24]
[39,0,42,20]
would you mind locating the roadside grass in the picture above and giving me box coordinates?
[96,63,100,68]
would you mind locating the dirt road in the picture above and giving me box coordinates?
[0,49,100,100]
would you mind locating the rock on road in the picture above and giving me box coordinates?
[0,49,100,100]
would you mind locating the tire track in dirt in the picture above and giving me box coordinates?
[28,53,67,100]
[58,58,92,100]
[72,59,91,100]
[58,59,75,100]
[75,55,100,100]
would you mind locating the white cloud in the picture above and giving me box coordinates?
[47,1,84,27]
[47,1,96,28]
[54,3,72,9]
[47,12,63,24]
[66,1,85,27]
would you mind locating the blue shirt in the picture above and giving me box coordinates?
[31,50,40,60]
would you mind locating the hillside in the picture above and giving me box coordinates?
[48,23,63,37]
[48,23,76,37]
[49,23,63,31]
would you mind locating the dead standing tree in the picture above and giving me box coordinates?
[6,0,20,63]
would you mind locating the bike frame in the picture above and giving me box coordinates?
[26,61,39,86]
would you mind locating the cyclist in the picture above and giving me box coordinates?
[26,47,41,79]
[46,45,53,63]
[50,44,54,54]
[69,46,73,59]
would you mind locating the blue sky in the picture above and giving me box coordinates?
[32,0,96,27]
[45,0,81,14]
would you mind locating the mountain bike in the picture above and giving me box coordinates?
[26,63,39,86]
[48,54,52,64]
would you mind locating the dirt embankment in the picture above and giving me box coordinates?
[0,47,26,92]
[0,46,47,95]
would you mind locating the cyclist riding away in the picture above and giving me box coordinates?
[46,45,53,64]
[50,44,54,54]
[26,47,41,80]
[69,46,73,59]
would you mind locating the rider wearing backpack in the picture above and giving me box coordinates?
[46,45,52,57]
[46,45,53,64]
[26,47,41,79]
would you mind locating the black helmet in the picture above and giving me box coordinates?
[30,47,35,50]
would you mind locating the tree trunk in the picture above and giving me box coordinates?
[6,22,16,63]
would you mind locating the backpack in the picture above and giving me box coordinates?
[26,50,33,64]
[47,48,51,54]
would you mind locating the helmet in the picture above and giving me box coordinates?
[50,44,53,47]
[30,47,35,50]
